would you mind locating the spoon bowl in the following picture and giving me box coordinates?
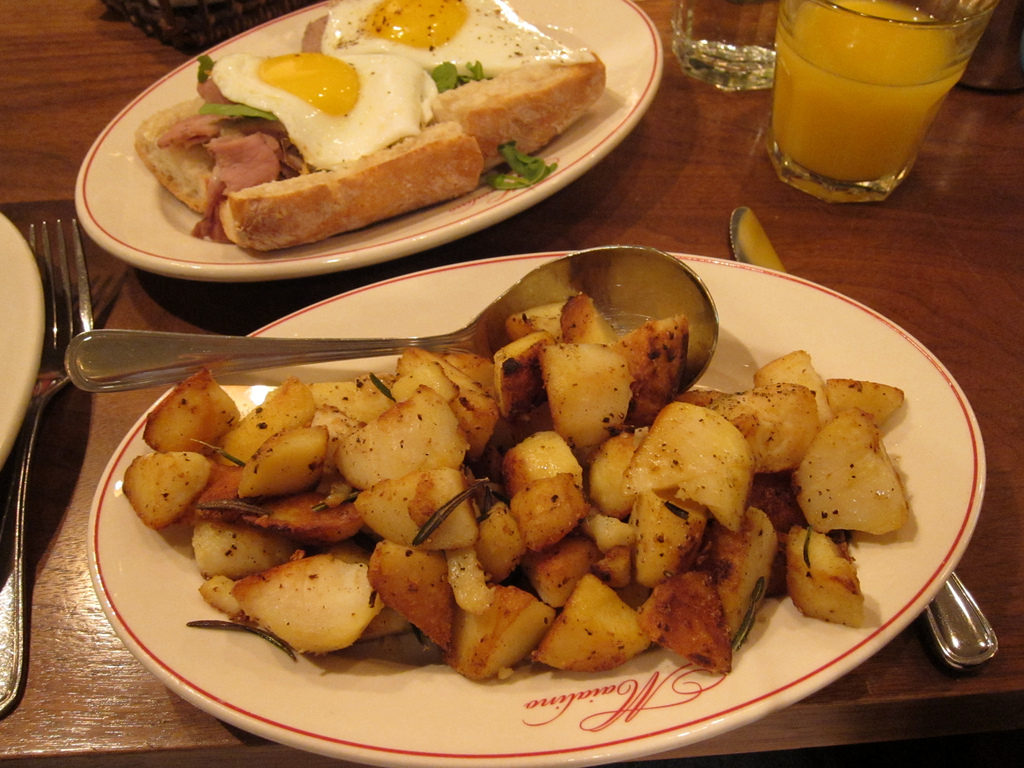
[67,245,719,393]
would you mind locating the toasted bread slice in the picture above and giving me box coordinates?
[135,98,213,213]
[433,56,606,169]
[220,121,484,250]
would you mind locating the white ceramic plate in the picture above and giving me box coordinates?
[74,1,662,283]
[0,214,44,470]
[89,253,984,767]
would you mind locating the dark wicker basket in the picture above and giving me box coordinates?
[102,0,320,52]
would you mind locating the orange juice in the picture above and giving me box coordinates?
[771,0,967,183]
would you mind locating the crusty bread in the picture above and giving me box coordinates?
[433,56,606,170]
[220,121,484,250]
[135,99,214,213]
[135,47,605,250]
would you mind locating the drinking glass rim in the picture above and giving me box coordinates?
[811,0,997,27]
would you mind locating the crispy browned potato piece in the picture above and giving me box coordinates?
[509,473,590,552]
[368,540,455,650]
[559,294,618,344]
[445,585,555,680]
[143,368,240,453]
[232,552,383,654]
[123,451,212,530]
[533,574,650,672]
[785,527,864,627]
[521,534,602,608]
[698,507,777,640]
[614,314,689,426]
[638,570,732,674]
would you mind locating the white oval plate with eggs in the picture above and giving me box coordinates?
[74,0,662,282]
[89,252,984,767]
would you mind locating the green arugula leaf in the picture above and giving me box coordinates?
[486,141,558,189]
[197,54,214,84]
[430,61,489,93]
[198,102,278,121]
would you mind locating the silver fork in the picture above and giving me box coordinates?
[0,219,98,718]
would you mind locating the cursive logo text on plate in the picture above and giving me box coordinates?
[522,664,726,731]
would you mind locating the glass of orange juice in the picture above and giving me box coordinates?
[768,0,998,202]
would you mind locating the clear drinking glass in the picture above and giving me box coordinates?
[767,0,999,202]
[672,0,779,91]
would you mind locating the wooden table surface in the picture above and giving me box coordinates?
[2,1,1023,765]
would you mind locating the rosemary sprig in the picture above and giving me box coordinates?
[191,439,245,467]
[186,619,297,660]
[412,478,489,546]
[731,576,766,651]
[195,499,270,516]
[369,373,395,401]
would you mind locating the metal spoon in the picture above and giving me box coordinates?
[66,245,719,393]
[730,206,998,671]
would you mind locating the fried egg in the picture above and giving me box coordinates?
[320,0,590,76]
[211,51,438,170]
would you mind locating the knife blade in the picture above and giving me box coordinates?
[729,206,788,272]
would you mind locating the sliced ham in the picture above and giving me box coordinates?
[157,113,226,149]
[207,132,283,192]
[191,132,288,243]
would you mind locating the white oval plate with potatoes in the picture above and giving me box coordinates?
[74,1,663,283]
[88,252,985,768]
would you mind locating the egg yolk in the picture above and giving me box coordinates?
[368,0,468,49]
[259,53,360,116]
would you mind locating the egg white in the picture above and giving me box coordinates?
[211,52,438,171]
[321,0,591,75]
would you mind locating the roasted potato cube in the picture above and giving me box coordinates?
[191,519,296,580]
[232,552,384,654]
[220,377,316,463]
[501,430,582,496]
[625,402,755,531]
[793,408,909,535]
[354,467,479,550]
[559,294,618,344]
[521,534,602,608]
[509,473,590,552]
[581,511,636,553]
[245,492,363,545]
[637,570,732,674]
[614,314,688,426]
[394,348,500,459]
[309,376,393,424]
[592,544,633,589]
[368,540,455,649]
[505,301,564,342]
[824,378,905,426]
[447,546,495,614]
[390,359,459,403]
[123,451,212,530]
[143,369,240,453]
[358,606,414,642]
[336,386,469,489]
[588,430,642,519]
[198,574,243,618]
[540,343,632,450]
[632,492,708,588]
[493,331,555,419]
[440,351,496,395]
[446,585,555,680]
[753,350,832,425]
[475,500,526,583]
[785,527,864,627]
[700,507,777,641]
[707,384,820,472]
[237,425,329,498]
[533,574,650,672]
